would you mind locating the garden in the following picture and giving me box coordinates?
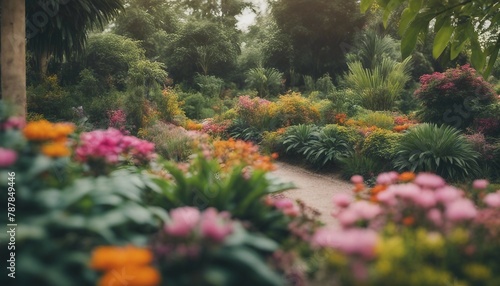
[1,0,500,285]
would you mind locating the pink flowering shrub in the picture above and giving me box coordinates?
[107,109,128,134]
[312,172,500,285]
[76,128,156,170]
[415,64,498,130]
[201,118,230,136]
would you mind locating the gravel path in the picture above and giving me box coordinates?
[269,162,353,226]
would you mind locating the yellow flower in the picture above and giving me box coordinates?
[41,142,71,157]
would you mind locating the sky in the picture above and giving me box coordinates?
[235,0,268,31]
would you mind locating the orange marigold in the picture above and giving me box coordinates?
[90,246,153,271]
[402,216,415,226]
[41,142,71,157]
[98,266,160,286]
[399,172,416,182]
[370,185,387,196]
[353,183,365,193]
[23,120,75,141]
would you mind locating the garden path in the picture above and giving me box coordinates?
[270,162,353,227]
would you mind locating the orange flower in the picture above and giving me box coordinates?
[23,120,75,141]
[370,185,387,196]
[90,246,153,271]
[399,172,416,182]
[402,216,415,226]
[271,153,279,159]
[353,183,365,193]
[98,266,160,286]
[52,122,75,139]
[41,142,71,157]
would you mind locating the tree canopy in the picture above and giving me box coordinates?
[361,0,500,76]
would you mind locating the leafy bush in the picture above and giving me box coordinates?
[340,153,383,180]
[275,92,320,127]
[235,95,278,131]
[302,128,352,168]
[181,92,207,119]
[415,65,498,130]
[194,74,224,98]
[261,129,286,154]
[245,67,283,97]
[27,75,75,121]
[322,124,363,148]
[356,111,395,130]
[393,124,481,181]
[156,88,187,124]
[282,124,320,155]
[140,122,195,162]
[361,129,402,162]
[345,57,412,111]
[315,73,335,96]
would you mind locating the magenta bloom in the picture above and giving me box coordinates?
[350,175,364,184]
[313,228,378,259]
[332,193,353,208]
[445,199,477,222]
[484,192,500,208]
[200,208,233,242]
[0,148,17,167]
[165,207,201,237]
[414,173,446,189]
[472,179,489,190]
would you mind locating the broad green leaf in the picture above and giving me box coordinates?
[399,8,418,36]
[484,42,500,76]
[409,0,423,11]
[360,0,376,13]
[433,19,454,58]
[450,24,469,59]
[469,35,486,71]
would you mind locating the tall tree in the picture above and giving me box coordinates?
[1,0,26,117]
[271,0,365,78]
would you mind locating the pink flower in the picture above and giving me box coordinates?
[350,175,363,184]
[435,186,462,204]
[1,117,25,130]
[376,172,397,185]
[350,201,381,220]
[393,183,420,200]
[376,188,397,206]
[0,148,17,167]
[332,193,353,208]
[274,198,294,210]
[484,192,500,208]
[338,210,359,227]
[445,199,477,222]
[283,205,300,217]
[312,228,378,259]
[472,179,489,190]
[427,208,443,226]
[200,208,233,242]
[165,207,201,237]
[414,173,446,189]
[412,190,437,208]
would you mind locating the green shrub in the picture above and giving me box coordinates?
[304,75,316,93]
[282,124,320,155]
[415,65,497,130]
[27,75,75,121]
[315,73,335,96]
[275,92,320,126]
[245,67,283,97]
[194,74,224,98]
[182,92,206,119]
[318,100,336,125]
[356,111,395,130]
[302,128,352,168]
[261,130,285,154]
[340,153,384,181]
[141,122,194,162]
[361,129,402,161]
[393,124,481,181]
[323,124,363,147]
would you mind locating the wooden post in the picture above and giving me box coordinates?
[1,0,26,118]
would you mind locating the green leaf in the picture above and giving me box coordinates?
[433,19,454,58]
[450,25,469,59]
[360,0,375,13]
[409,0,423,11]
[399,8,417,36]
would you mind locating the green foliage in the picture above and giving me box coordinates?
[323,124,363,147]
[361,129,402,162]
[303,75,316,93]
[282,124,320,155]
[245,67,284,97]
[340,153,383,180]
[347,30,400,69]
[140,122,194,162]
[361,0,500,75]
[194,74,224,97]
[27,75,74,121]
[275,92,320,126]
[393,124,481,181]
[345,57,412,111]
[315,73,336,96]
[415,65,497,130]
[228,120,263,143]
[182,92,207,119]
[150,156,294,240]
[356,111,395,130]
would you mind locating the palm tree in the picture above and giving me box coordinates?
[26,0,124,75]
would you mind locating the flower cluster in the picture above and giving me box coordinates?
[236,95,277,129]
[90,245,160,286]
[210,138,277,172]
[0,147,18,167]
[201,118,230,136]
[334,113,347,125]
[153,207,233,259]
[472,117,500,136]
[22,120,75,158]
[185,119,203,131]
[76,128,156,165]
[107,109,128,134]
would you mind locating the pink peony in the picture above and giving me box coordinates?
[332,193,353,208]
[435,186,462,204]
[350,175,364,184]
[0,148,18,167]
[445,199,477,222]
[200,208,233,242]
[484,192,500,208]
[165,207,201,237]
[472,179,489,190]
[414,173,446,189]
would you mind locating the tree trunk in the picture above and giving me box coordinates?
[1,0,26,118]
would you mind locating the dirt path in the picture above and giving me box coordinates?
[269,162,353,226]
